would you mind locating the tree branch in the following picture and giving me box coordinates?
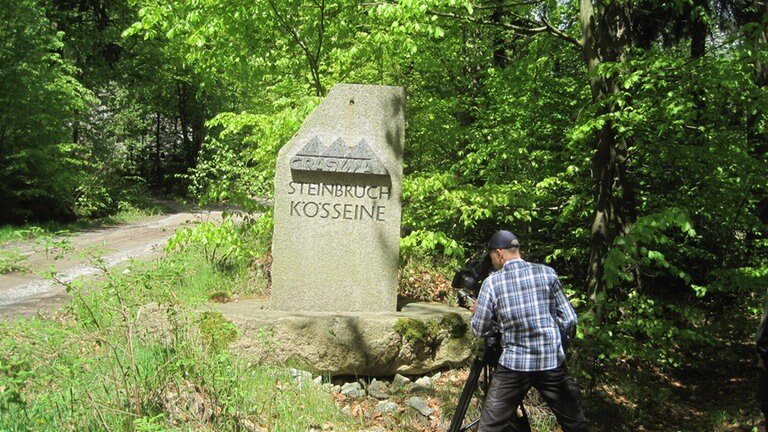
[426,9,582,48]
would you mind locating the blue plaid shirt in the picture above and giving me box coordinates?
[471,258,578,372]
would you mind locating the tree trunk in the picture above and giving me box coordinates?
[689,0,709,131]
[740,2,768,159]
[191,98,206,169]
[689,0,708,59]
[580,0,635,323]
[155,111,162,185]
[491,0,508,68]
[178,81,192,167]
[72,115,79,144]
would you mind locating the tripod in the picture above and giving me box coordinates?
[447,294,531,432]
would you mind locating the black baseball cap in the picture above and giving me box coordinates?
[487,230,519,249]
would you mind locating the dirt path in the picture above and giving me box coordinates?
[0,205,228,319]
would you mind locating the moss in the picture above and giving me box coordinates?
[394,315,470,349]
[394,318,433,344]
[439,314,468,339]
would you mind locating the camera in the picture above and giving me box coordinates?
[451,252,493,308]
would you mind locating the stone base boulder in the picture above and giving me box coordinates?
[209,301,474,377]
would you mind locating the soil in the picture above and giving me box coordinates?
[0,203,227,319]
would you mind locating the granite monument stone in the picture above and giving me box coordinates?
[271,84,405,312]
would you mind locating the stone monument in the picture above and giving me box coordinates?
[205,84,472,376]
[270,84,405,312]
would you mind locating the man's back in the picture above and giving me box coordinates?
[472,258,577,372]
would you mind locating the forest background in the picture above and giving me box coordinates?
[1,0,768,430]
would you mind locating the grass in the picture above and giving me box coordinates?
[0,317,353,431]
[0,245,354,431]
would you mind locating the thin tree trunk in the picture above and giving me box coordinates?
[491,0,508,68]
[743,3,768,159]
[178,81,193,167]
[689,0,708,130]
[155,112,162,185]
[191,98,206,169]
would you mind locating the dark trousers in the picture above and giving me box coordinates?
[760,367,768,419]
[478,364,590,432]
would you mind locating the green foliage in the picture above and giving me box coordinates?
[580,290,713,369]
[0,203,163,275]
[401,228,465,259]
[1,0,767,427]
[0,346,33,414]
[0,0,97,223]
[603,208,697,290]
[197,311,238,353]
[190,98,320,210]
[0,0,175,223]
[0,249,27,274]
[0,228,73,273]
[166,219,257,272]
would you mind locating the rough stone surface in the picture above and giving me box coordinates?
[406,396,434,417]
[392,374,411,387]
[208,300,473,376]
[270,83,405,313]
[367,379,390,400]
[341,382,365,398]
[374,401,399,415]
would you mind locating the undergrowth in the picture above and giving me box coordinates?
[0,240,351,431]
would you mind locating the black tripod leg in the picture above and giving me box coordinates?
[447,356,486,432]
[447,362,533,432]
[513,403,532,432]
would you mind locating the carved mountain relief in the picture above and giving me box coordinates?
[290,137,389,176]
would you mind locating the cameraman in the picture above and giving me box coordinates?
[470,230,590,432]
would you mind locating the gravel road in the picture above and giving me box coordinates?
[0,206,227,319]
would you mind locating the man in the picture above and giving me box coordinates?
[471,230,590,432]
[757,304,768,430]
[757,198,768,430]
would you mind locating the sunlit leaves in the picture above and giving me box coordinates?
[190,96,320,210]
[603,207,697,290]
[401,229,464,258]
